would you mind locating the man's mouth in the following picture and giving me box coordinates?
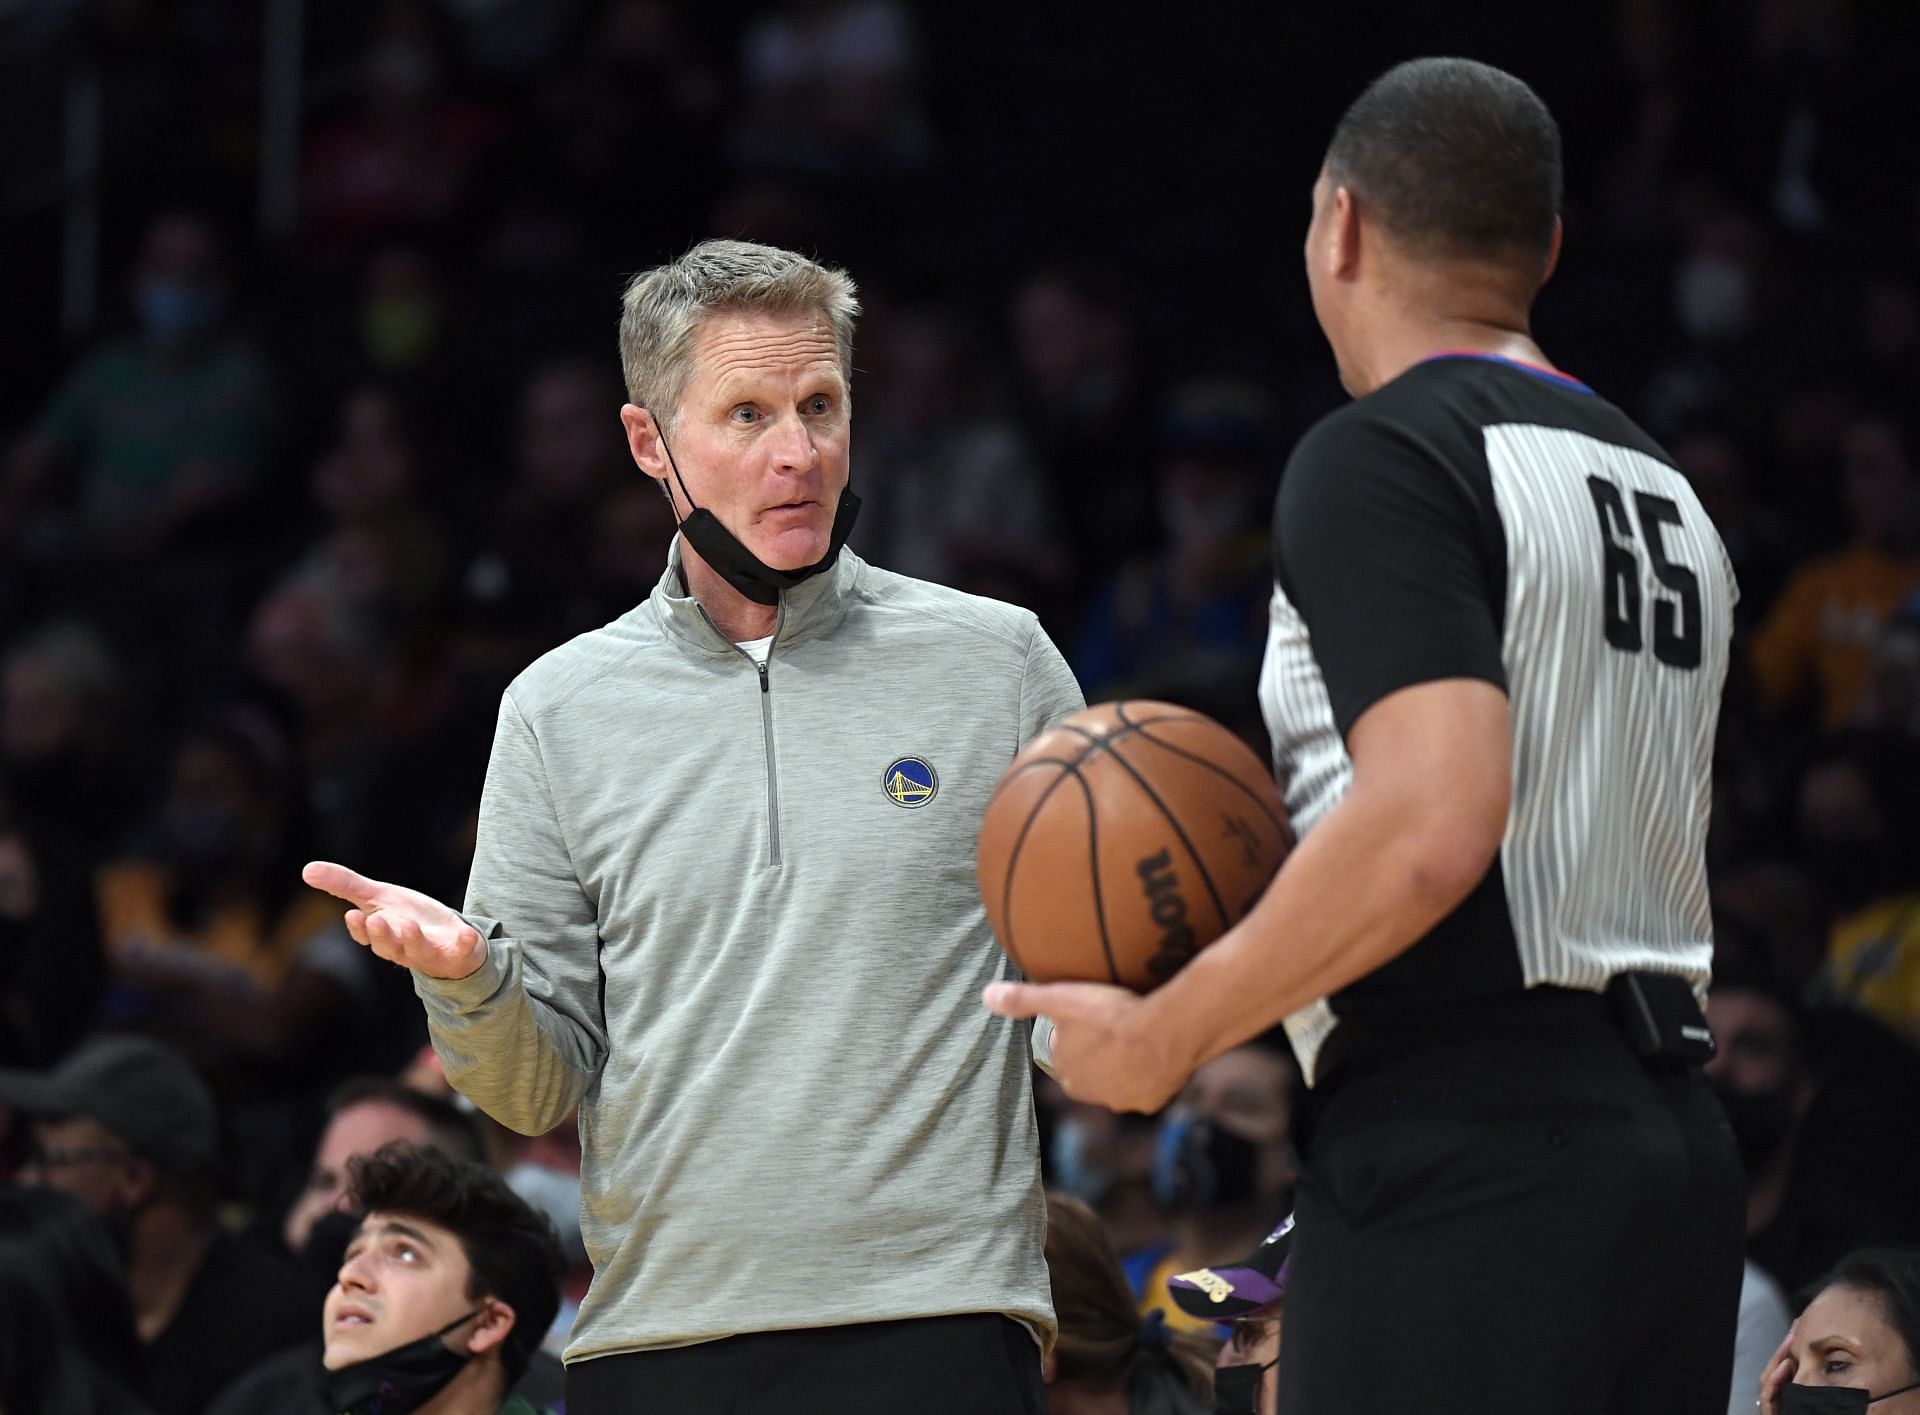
[334,1304,376,1326]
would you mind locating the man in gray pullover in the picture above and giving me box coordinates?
[305,240,1082,1413]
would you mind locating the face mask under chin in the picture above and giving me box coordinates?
[654,425,860,607]
[322,1309,481,1415]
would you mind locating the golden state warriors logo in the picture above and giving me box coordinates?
[883,756,938,808]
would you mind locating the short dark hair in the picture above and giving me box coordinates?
[326,1077,487,1165]
[1326,57,1562,268]
[1810,1247,1920,1377]
[347,1142,564,1386]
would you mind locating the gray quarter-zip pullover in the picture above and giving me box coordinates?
[414,544,1083,1362]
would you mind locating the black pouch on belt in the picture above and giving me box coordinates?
[1605,971,1717,1063]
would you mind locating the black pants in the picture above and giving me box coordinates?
[564,1313,1047,1415]
[1277,995,1746,1415]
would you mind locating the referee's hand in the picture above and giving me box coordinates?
[304,861,488,981]
[983,980,1191,1114]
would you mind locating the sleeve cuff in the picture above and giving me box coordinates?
[412,915,514,1015]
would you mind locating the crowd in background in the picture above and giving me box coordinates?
[2,1,1920,1411]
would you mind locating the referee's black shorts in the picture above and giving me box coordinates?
[563,1312,1046,1415]
[1277,987,1745,1415]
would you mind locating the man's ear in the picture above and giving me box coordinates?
[620,404,670,484]
[463,1297,518,1361]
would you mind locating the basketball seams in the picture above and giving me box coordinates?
[1115,721,1290,841]
[1093,741,1232,934]
[995,759,1118,986]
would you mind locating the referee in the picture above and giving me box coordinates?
[989,58,1745,1414]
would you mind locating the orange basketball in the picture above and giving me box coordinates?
[977,700,1293,991]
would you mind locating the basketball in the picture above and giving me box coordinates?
[977,700,1293,992]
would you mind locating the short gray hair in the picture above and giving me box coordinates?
[618,239,861,432]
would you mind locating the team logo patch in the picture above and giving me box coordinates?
[883,756,938,808]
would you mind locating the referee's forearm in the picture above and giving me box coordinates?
[1143,776,1494,1074]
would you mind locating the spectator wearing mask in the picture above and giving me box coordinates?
[0,211,272,554]
[0,1035,311,1415]
[1751,415,1920,730]
[1761,1247,1920,1413]
[1706,963,1920,1293]
[214,1126,565,1415]
[319,1141,563,1415]
[1126,1040,1295,1335]
[1043,1191,1215,1415]
[1167,1216,1293,1415]
[283,1077,486,1270]
[0,1185,153,1415]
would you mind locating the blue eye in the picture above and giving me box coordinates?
[731,406,758,424]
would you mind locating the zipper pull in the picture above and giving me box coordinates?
[756,660,769,693]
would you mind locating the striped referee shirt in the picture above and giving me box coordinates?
[1260,353,1737,1084]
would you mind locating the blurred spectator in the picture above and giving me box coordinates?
[856,306,1063,593]
[92,712,377,1075]
[0,789,105,1068]
[1126,1039,1295,1335]
[358,243,449,380]
[1750,415,1920,730]
[286,385,450,636]
[1042,1191,1215,1415]
[1673,424,1794,626]
[301,3,504,263]
[1009,269,1157,586]
[1075,381,1275,701]
[212,1140,564,1415]
[281,1076,485,1270]
[1796,735,1920,1044]
[1760,1246,1920,1413]
[1854,591,1920,738]
[1166,1216,1294,1415]
[0,1185,152,1415]
[461,359,627,654]
[1706,962,1920,1293]
[0,1035,311,1415]
[0,211,272,554]
[0,622,132,852]
[731,0,928,178]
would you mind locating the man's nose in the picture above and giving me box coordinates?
[768,411,819,473]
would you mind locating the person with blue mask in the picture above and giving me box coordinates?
[1761,1248,1920,1414]
[1126,1039,1294,1338]
[0,212,271,553]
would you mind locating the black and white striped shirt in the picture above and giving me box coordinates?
[1259,354,1737,1084]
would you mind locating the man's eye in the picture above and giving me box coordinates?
[731,406,758,424]
[395,1243,419,1262]
[805,395,831,414]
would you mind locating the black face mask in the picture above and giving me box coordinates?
[655,423,860,606]
[1212,1358,1277,1415]
[321,1309,478,1415]
[1151,1112,1262,1213]
[1714,1081,1798,1174]
[1777,1377,1920,1412]
[299,1208,362,1281]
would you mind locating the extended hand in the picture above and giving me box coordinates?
[303,861,487,981]
[983,980,1195,1113]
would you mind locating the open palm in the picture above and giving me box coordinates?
[303,861,487,980]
